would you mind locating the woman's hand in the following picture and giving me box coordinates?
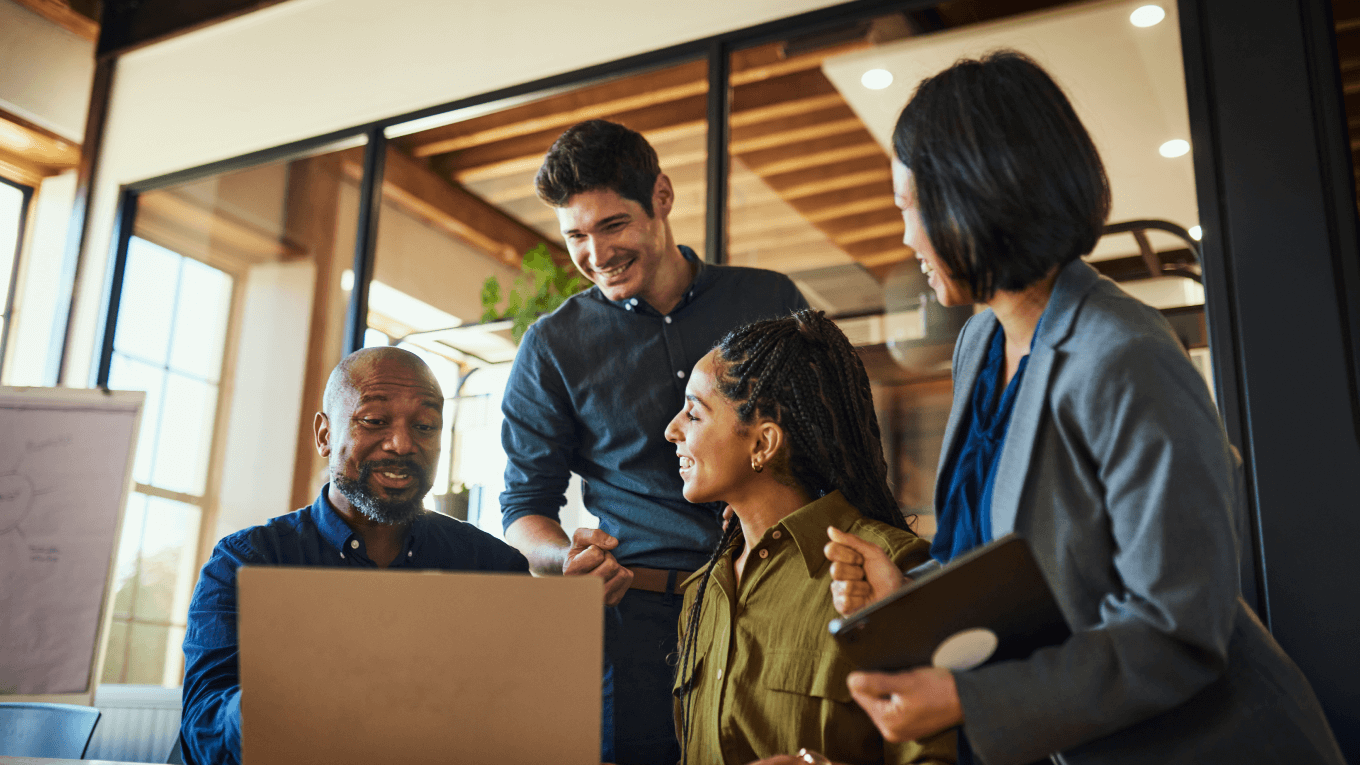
[847,667,964,743]
[824,526,908,616]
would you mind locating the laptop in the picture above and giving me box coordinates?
[238,567,602,765]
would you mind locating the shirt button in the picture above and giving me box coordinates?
[339,552,345,559]
[630,298,638,306]
[771,530,782,540]
[759,548,769,559]
[676,370,685,379]
[407,551,414,557]
[716,667,723,680]
[664,316,672,324]
[350,540,360,549]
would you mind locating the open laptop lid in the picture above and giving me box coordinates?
[238,567,602,765]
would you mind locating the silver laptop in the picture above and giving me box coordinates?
[238,567,602,765]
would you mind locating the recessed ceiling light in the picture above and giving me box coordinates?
[1159,139,1190,158]
[1130,5,1165,27]
[1189,225,1202,241]
[861,69,893,90]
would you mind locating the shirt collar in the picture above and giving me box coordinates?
[601,245,711,315]
[776,490,864,578]
[311,483,423,562]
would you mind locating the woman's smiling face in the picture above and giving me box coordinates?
[664,350,756,505]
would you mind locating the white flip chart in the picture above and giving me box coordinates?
[0,386,142,696]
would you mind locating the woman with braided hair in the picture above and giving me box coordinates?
[664,308,955,765]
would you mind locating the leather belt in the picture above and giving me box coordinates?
[629,566,695,595]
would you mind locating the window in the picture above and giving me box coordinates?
[99,139,365,685]
[102,238,233,685]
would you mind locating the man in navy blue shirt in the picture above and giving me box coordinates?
[180,347,528,765]
[500,120,806,764]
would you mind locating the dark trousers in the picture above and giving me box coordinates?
[602,589,684,765]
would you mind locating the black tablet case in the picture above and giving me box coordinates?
[829,534,1071,671]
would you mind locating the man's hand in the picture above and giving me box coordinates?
[824,526,909,616]
[564,528,633,606]
[847,667,964,743]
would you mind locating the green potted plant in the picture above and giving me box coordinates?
[479,243,586,343]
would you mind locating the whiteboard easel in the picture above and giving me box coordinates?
[0,386,143,705]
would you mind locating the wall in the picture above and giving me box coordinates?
[59,0,845,385]
[214,260,315,542]
[0,0,95,141]
[3,170,76,386]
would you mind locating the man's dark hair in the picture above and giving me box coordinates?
[535,119,661,216]
[674,309,912,765]
[893,50,1111,301]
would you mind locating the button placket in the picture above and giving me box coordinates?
[662,312,690,393]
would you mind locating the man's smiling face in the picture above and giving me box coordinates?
[555,177,672,303]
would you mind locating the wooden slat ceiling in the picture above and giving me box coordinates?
[387,3,1107,278]
[392,35,909,275]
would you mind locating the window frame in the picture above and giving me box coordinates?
[102,237,243,686]
[0,174,35,381]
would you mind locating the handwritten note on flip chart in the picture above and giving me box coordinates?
[0,387,142,695]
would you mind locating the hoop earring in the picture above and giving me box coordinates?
[751,459,764,473]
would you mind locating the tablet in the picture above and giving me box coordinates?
[829,534,1070,671]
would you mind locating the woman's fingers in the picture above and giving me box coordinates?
[831,579,874,615]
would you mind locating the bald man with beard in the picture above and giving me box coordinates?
[179,347,529,765]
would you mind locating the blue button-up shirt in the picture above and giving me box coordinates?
[500,247,807,571]
[180,487,529,765]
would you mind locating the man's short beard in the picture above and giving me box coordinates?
[332,460,429,525]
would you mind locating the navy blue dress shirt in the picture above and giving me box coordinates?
[932,321,1037,563]
[180,487,529,765]
[499,246,807,571]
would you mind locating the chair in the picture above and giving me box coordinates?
[0,701,101,758]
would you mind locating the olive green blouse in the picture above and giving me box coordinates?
[673,491,956,765]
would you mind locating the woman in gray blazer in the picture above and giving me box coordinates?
[821,51,1343,765]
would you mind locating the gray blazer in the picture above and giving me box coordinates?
[941,260,1343,765]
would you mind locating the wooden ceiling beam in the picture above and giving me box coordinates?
[803,195,895,223]
[857,247,915,268]
[843,234,910,260]
[441,70,853,185]
[402,40,869,160]
[729,105,863,153]
[8,0,98,41]
[405,61,709,158]
[739,130,886,176]
[445,94,708,181]
[816,207,902,239]
[761,155,891,200]
[833,220,905,245]
[347,149,568,269]
[728,38,873,86]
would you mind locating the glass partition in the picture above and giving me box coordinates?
[728,0,1206,534]
[101,139,364,685]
